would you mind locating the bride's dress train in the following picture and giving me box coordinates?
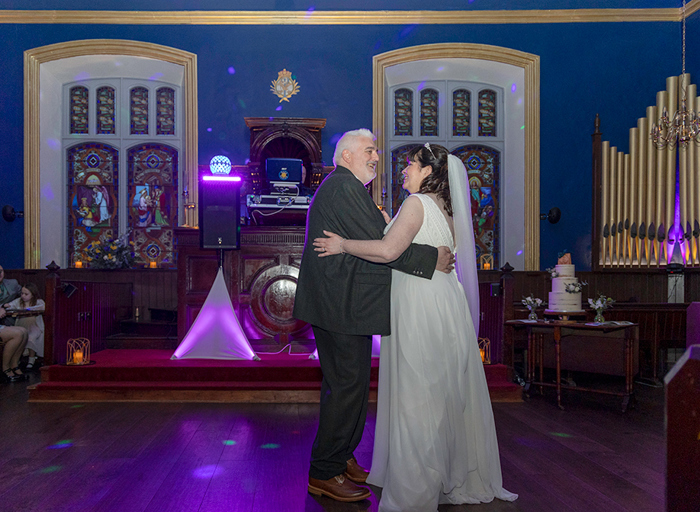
[366,194,517,512]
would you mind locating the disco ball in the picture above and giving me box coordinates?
[209,155,232,175]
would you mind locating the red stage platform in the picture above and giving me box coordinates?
[28,349,522,403]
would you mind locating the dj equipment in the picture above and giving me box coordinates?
[246,194,311,226]
[246,194,311,209]
[266,158,303,187]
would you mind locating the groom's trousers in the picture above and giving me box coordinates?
[309,325,373,480]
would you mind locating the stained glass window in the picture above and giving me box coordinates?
[67,143,119,265]
[70,86,89,134]
[96,86,116,135]
[478,89,497,137]
[394,88,413,136]
[420,89,439,137]
[130,87,149,135]
[156,87,175,135]
[453,145,501,267]
[128,144,178,267]
[453,89,471,136]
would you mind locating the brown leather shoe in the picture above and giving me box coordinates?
[308,474,371,502]
[344,457,369,483]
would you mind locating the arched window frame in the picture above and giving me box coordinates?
[61,78,182,266]
[24,40,198,269]
[376,44,538,270]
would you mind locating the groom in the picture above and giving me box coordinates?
[294,128,454,502]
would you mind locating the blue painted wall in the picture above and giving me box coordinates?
[0,2,693,269]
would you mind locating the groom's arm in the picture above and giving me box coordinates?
[327,182,443,279]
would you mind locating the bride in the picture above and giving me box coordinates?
[314,143,517,511]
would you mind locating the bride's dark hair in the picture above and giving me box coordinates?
[407,143,453,217]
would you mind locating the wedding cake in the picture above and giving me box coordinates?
[547,253,583,312]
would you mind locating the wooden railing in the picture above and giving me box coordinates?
[5,264,177,364]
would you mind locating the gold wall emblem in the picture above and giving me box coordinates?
[271,69,300,102]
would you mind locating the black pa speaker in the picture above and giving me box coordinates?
[199,176,241,249]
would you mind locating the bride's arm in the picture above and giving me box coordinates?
[314,196,424,263]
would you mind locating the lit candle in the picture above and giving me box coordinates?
[75,261,83,268]
[480,348,485,363]
[483,262,491,271]
[149,261,157,268]
[74,350,83,364]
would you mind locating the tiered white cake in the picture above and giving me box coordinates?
[548,264,582,312]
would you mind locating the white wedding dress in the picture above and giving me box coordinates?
[367,194,517,512]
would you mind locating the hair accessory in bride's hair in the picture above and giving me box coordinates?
[424,142,436,158]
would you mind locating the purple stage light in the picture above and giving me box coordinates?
[202,175,241,182]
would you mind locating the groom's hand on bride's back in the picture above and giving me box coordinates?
[436,246,455,274]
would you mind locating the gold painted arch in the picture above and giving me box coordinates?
[24,39,198,268]
[372,43,540,271]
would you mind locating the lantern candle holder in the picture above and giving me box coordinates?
[67,338,91,365]
[479,254,493,271]
[478,337,491,364]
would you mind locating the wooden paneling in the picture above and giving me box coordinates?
[176,226,307,342]
[50,281,132,364]
[666,346,700,512]
[5,267,177,317]
[5,266,177,364]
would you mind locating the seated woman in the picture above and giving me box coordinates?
[0,324,28,382]
[5,282,44,370]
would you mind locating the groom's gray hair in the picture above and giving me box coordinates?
[333,128,375,167]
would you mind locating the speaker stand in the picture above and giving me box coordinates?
[217,249,225,269]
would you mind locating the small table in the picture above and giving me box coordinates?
[506,319,639,412]
[4,309,42,318]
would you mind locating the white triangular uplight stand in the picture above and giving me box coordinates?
[172,267,259,360]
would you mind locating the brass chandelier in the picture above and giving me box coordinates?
[650,0,700,148]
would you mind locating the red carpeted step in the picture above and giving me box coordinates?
[33,349,522,403]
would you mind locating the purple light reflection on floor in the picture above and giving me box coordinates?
[192,465,223,479]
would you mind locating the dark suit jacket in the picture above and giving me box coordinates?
[0,278,21,306]
[293,166,438,336]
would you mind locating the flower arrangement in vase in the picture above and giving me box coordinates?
[83,230,135,269]
[522,295,544,320]
[588,294,614,323]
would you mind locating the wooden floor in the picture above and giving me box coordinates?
[0,373,665,512]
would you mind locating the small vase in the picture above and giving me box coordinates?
[528,310,538,321]
[594,311,605,323]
